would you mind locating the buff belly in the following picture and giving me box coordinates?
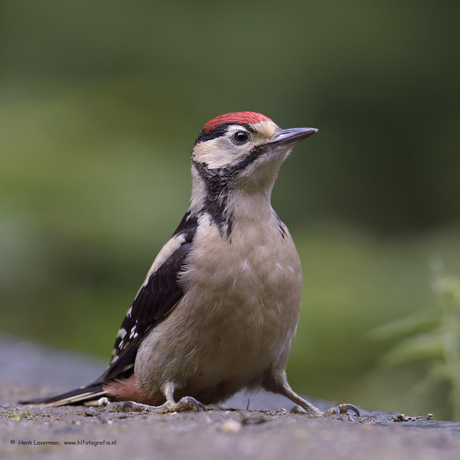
[134,212,303,404]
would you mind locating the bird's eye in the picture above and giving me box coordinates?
[231,131,250,145]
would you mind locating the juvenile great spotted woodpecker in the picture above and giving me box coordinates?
[21,112,359,417]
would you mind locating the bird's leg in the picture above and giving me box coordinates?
[122,382,204,414]
[278,384,323,416]
[276,382,360,417]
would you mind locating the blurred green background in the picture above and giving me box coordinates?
[1,0,460,419]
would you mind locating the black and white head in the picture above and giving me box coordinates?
[189,112,317,234]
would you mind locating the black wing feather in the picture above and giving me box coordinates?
[96,211,198,384]
[21,212,199,405]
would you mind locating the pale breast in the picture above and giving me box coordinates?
[135,211,302,393]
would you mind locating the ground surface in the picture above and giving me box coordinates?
[1,333,460,460]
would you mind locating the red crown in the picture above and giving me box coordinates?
[203,112,273,133]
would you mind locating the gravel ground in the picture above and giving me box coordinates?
[2,333,460,460]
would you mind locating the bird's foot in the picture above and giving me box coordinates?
[273,380,360,418]
[290,405,324,416]
[290,405,321,416]
[292,403,360,417]
[122,396,204,414]
[97,397,110,407]
[324,403,360,417]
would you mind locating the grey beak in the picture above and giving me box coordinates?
[268,127,318,147]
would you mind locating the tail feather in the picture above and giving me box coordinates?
[19,383,106,407]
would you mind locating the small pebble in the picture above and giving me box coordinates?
[220,419,242,433]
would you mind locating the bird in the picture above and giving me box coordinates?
[21,112,359,417]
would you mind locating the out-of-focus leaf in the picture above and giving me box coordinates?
[368,311,439,341]
[432,276,460,308]
[413,363,450,397]
[380,332,444,367]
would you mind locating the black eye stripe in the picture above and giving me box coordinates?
[194,123,252,145]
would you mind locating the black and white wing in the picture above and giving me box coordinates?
[97,211,198,383]
[20,212,198,406]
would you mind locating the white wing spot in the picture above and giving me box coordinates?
[135,233,186,298]
[129,325,137,340]
[117,328,127,339]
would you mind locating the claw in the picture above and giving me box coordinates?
[338,403,360,416]
[324,403,360,417]
[97,397,110,407]
[122,401,146,412]
[181,396,204,411]
[121,396,204,414]
[290,405,307,414]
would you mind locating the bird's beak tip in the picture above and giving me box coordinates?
[269,127,318,147]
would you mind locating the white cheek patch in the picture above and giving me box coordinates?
[194,125,257,169]
[193,137,246,169]
[192,121,279,170]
